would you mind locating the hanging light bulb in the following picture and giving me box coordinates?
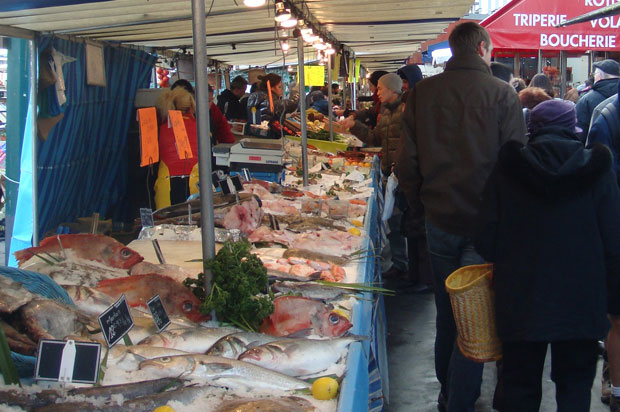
[280,17,297,28]
[281,41,290,52]
[274,1,291,22]
[313,40,327,50]
[243,0,265,7]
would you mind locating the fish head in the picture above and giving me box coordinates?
[237,347,266,362]
[316,310,352,337]
[207,336,245,358]
[139,355,194,377]
[105,244,144,269]
[176,294,209,324]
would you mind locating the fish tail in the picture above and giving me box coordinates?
[14,248,35,265]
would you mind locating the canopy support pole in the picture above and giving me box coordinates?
[537,49,543,74]
[351,56,357,111]
[298,36,308,187]
[191,0,215,293]
[327,53,333,142]
[30,37,38,246]
[559,50,567,99]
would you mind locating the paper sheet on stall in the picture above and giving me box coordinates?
[127,239,223,273]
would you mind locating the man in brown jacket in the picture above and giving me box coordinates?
[396,22,526,412]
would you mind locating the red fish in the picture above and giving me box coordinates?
[95,274,208,323]
[260,296,352,338]
[14,234,143,269]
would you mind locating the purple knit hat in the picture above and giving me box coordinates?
[527,99,582,135]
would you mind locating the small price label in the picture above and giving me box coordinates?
[140,208,154,228]
[168,110,193,160]
[231,175,244,192]
[98,295,134,347]
[147,295,171,333]
[35,339,101,384]
[137,107,159,167]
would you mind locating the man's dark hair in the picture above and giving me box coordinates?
[449,22,491,55]
[490,62,513,83]
[230,75,248,91]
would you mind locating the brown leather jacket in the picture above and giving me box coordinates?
[350,96,405,176]
[396,53,527,237]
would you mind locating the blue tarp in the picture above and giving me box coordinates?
[0,0,109,12]
[423,40,451,64]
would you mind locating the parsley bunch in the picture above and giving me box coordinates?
[184,240,274,331]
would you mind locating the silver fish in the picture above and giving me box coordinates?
[0,276,36,313]
[137,326,240,353]
[139,355,311,391]
[206,332,281,358]
[19,298,94,342]
[107,345,190,371]
[239,336,360,377]
[214,396,315,412]
[271,281,353,301]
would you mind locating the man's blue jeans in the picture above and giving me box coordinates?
[426,220,485,412]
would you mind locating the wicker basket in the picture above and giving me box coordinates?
[445,263,502,362]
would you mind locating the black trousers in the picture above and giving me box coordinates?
[501,340,598,412]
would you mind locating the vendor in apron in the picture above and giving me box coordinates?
[154,81,236,209]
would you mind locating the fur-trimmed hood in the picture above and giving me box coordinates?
[498,126,612,198]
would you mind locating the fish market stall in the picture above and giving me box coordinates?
[0,151,388,411]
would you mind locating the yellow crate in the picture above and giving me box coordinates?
[286,135,348,154]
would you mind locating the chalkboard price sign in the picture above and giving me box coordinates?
[147,294,171,332]
[98,295,134,347]
[35,339,101,384]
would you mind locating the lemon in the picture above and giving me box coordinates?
[153,406,175,412]
[311,377,339,400]
[348,227,361,236]
[351,220,363,227]
[333,308,350,320]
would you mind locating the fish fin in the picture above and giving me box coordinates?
[201,361,234,373]
[284,328,313,338]
[13,249,35,265]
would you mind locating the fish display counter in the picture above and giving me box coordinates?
[0,156,388,411]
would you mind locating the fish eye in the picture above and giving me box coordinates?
[183,301,193,312]
[329,313,340,325]
[160,357,171,363]
[120,249,132,258]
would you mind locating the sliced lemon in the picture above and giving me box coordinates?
[348,227,361,236]
[153,406,175,412]
[351,220,363,227]
[311,377,339,400]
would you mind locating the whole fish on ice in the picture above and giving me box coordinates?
[137,326,240,353]
[95,274,208,323]
[139,354,311,391]
[19,298,94,342]
[213,396,315,412]
[260,296,352,337]
[206,332,281,358]
[239,336,360,376]
[14,234,143,269]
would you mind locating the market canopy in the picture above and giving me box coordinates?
[0,0,473,71]
[481,0,620,52]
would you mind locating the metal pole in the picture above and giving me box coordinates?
[559,50,567,99]
[30,38,38,246]
[537,49,543,73]
[191,0,215,293]
[297,36,308,187]
[352,56,357,110]
[327,53,333,142]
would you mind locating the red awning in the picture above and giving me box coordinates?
[480,0,620,52]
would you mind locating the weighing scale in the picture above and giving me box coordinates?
[228,137,284,173]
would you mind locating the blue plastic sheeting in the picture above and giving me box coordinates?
[9,36,156,264]
[8,103,34,267]
[338,157,388,412]
[0,0,108,12]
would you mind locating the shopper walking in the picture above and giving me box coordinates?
[576,59,620,134]
[475,99,620,412]
[396,22,526,412]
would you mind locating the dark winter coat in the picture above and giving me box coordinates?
[217,89,247,121]
[576,78,620,133]
[475,127,620,342]
[246,91,295,124]
[349,95,404,176]
[396,52,527,237]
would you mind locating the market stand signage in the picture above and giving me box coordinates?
[481,0,620,51]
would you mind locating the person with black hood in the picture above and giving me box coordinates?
[576,59,620,134]
[246,73,295,125]
[474,99,620,412]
